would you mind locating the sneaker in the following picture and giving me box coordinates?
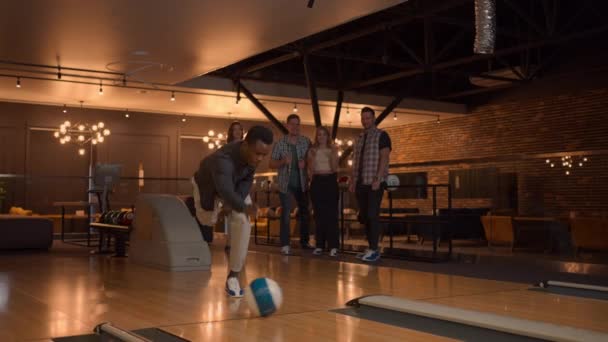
[312,248,323,256]
[281,245,291,255]
[329,248,338,257]
[355,249,369,259]
[361,249,380,262]
[225,277,244,298]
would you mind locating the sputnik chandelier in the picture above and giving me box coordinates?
[53,102,111,156]
[545,155,589,175]
[202,129,226,150]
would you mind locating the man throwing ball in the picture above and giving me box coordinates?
[192,125,274,297]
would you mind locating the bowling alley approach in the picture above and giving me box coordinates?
[1,1,608,341]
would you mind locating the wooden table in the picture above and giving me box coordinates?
[53,201,93,245]
[512,216,570,253]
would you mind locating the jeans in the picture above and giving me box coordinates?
[356,182,385,250]
[279,186,310,247]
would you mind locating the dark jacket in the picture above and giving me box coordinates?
[194,141,254,212]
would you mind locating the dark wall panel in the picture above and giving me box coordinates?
[26,129,89,213]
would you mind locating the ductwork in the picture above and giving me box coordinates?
[474,0,496,54]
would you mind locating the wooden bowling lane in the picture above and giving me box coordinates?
[162,310,458,342]
[425,287,608,334]
[2,242,604,341]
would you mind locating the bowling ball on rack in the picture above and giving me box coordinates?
[121,211,134,226]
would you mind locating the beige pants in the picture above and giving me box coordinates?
[191,178,251,272]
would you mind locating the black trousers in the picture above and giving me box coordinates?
[310,173,339,249]
[356,182,385,250]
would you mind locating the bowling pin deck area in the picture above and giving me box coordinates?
[1,242,608,342]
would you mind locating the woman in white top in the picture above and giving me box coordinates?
[307,126,339,257]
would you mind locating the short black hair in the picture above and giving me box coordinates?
[286,114,300,123]
[361,106,375,117]
[245,125,274,145]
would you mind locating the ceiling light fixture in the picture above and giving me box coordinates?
[293,103,298,113]
[62,104,67,113]
[54,101,110,156]
[16,77,21,88]
[393,112,397,121]
[98,80,104,95]
[171,91,176,101]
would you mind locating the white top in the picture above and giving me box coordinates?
[312,148,333,173]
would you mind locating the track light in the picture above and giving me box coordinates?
[98,80,103,95]
[171,91,176,101]
[16,77,21,88]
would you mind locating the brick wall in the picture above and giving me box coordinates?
[385,88,608,217]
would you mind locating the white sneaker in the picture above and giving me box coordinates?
[312,248,323,255]
[361,249,380,262]
[281,245,291,255]
[225,277,244,298]
[329,248,338,257]
[355,249,370,259]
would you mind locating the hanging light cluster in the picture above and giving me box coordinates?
[53,120,111,156]
[335,138,354,166]
[545,155,589,175]
[201,130,226,150]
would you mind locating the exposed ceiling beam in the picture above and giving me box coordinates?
[375,95,406,125]
[239,0,472,75]
[347,24,608,89]
[236,80,288,134]
[303,54,322,127]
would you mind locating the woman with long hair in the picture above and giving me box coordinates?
[227,121,244,143]
[307,126,339,257]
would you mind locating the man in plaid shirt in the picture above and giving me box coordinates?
[270,114,312,255]
[349,107,392,262]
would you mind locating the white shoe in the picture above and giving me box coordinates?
[225,277,244,298]
[361,249,380,262]
[355,249,370,259]
[281,245,291,255]
[312,248,323,255]
[329,248,338,257]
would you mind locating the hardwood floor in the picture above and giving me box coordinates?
[0,242,607,341]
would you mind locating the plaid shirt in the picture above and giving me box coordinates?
[352,127,388,185]
[271,135,311,193]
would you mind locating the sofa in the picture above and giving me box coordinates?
[0,214,53,250]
